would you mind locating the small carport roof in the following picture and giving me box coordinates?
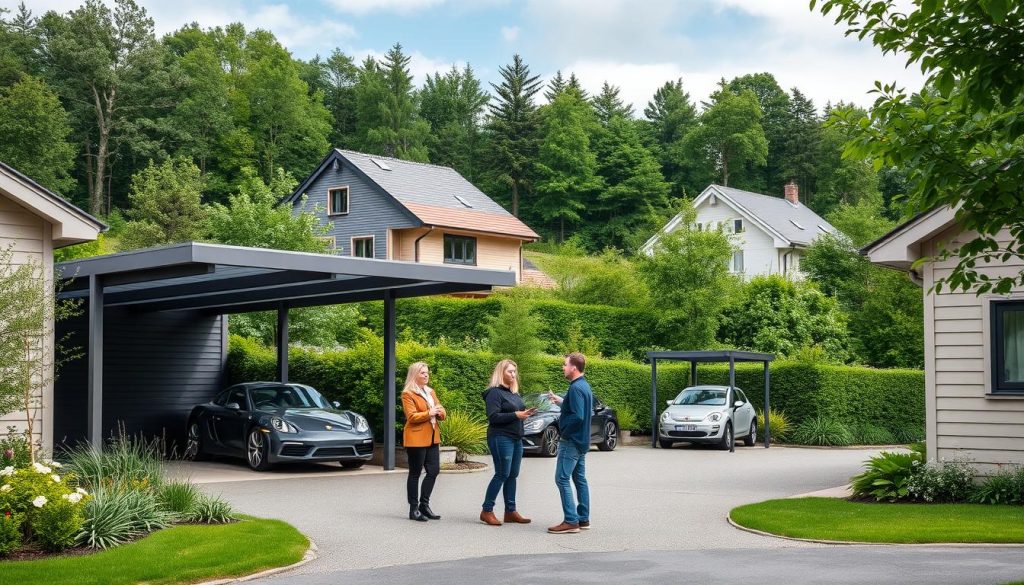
[57,242,515,311]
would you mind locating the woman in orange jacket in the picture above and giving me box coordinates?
[401,361,446,522]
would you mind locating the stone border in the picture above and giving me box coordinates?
[196,537,319,584]
[727,516,1024,548]
[440,463,489,474]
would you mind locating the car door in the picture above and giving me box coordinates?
[590,395,609,444]
[213,386,251,453]
[732,388,753,435]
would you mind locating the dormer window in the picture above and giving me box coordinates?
[328,187,349,215]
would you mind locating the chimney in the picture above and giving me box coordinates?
[784,181,799,205]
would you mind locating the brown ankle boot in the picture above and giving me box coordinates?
[503,510,531,524]
[479,510,502,526]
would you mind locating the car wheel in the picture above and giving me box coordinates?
[658,438,674,449]
[541,427,559,457]
[597,421,618,451]
[184,420,207,461]
[246,428,272,471]
[340,460,366,470]
[743,420,757,446]
[718,422,733,451]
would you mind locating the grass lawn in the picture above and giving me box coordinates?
[0,515,308,585]
[730,497,1024,544]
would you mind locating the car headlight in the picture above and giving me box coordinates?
[524,419,545,432]
[354,414,369,433]
[661,411,671,422]
[705,412,722,423]
[271,417,298,433]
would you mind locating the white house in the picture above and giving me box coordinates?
[864,206,1024,474]
[642,183,837,278]
[0,162,104,453]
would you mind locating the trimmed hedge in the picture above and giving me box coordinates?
[356,297,659,359]
[227,335,924,442]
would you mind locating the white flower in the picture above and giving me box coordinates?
[0,466,13,477]
[48,461,62,469]
[32,462,51,474]
[0,484,10,492]
[62,492,83,504]
[32,495,47,508]
[75,487,88,496]
[51,474,61,483]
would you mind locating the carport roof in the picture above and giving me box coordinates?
[57,242,516,313]
[646,350,774,363]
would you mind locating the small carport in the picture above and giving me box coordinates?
[55,242,515,470]
[647,350,774,451]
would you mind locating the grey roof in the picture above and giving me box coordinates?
[647,350,775,363]
[710,185,836,246]
[0,160,107,231]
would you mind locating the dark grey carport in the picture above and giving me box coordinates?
[57,242,515,470]
[647,350,774,451]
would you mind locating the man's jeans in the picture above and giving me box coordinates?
[554,440,589,524]
[482,434,523,512]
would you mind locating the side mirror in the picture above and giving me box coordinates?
[226,402,241,410]
[733,401,743,408]
[332,401,341,409]
[665,400,673,407]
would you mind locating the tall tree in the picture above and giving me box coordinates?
[0,4,42,85]
[725,73,792,193]
[643,79,698,197]
[544,70,566,102]
[0,74,76,193]
[781,88,822,205]
[486,54,542,217]
[814,103,880,215]
[591,81,633,124]
[299,49,359,150]
[119,157,208,250]
[683,86,768,187]
[419,64,490,180]
[362,43,430,161]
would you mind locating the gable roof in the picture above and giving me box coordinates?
[283,149,539,240]
[0,161,106,247]
[861,205,958,271]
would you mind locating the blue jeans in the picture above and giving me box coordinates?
[554,440,589,524]
[483,434,523,512]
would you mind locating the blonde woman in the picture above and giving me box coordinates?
[401,361,446,522]
[479,359,536,526]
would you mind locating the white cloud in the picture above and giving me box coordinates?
[322,0,447,16]
[501,25,519,42]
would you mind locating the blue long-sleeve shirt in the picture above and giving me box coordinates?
[558,376,593,451]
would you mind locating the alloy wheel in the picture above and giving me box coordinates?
[604,422,617,449]
[247,430,264,468]
[184,422,200,460]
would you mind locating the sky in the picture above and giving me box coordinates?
[6,0,926,113]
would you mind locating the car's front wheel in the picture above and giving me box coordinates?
[184,420,207,461]
[743,420,757,446]
[246,428,272,471]
[597,421,618,451]
[718,422,733,451]
[340,460,366,470]
[659,438,674,449]
[541,427,559,457]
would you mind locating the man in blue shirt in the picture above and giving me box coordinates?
[546,352,593,534]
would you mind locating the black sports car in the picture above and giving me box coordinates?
[521,393,619,457]
[184,382,374,471]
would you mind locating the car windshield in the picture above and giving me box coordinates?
[672,388,727,406]
[250,385,332,411]
[526,394,561,413]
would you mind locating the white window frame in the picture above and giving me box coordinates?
[328,186,350,216]
[351,235,374,258]
[730,250,744,274]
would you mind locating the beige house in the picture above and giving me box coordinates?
[864,206,1024,474]
[0,162,104,453]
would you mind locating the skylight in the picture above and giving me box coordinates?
[789,219,806,230]
[454,195,473,208]
[371,158,392,171]
[817,225,830,233]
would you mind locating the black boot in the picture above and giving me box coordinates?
[409,504,428,522]
[419,502,441,520]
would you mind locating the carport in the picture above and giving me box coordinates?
[647,350,774,451]
[55,242,515,470]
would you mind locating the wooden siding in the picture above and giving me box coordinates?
[393,227,522,282]
[925,226,1024,472]
[296,162,417,259]
[0,193,53,451]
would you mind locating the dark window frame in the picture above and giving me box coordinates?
[443,234,477,266]
[328,186,349,216]
[991,300,1024,393]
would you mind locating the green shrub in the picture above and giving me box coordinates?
[439,410,488,462]
[158,481,201,519]
[0,428,32,469]
[757,410,791,443]
[792,416,854,446]
[66,432,165,492]
[189,493,235,524]
[851,422,895,445]
[78,487,172,549]
[0,512,22,556]
[30,497,83,551]
[850,449,924,502]
[970,467,1024,505]
[891,425,925,444]
[615,408,639,432]
[906,459,976,503]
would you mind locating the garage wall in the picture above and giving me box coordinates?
[54,307,226,452]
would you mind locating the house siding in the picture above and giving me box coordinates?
[393,227,523,282]
[694,200,781,278]
[296,162,417,259]
[0,193,53,452]
[925,226,1024,474]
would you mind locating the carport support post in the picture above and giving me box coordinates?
[650,359,658,448]
[87,275,103,449]
[728,356,735,453]
[690,360,697,386]
[276,303,289,383]
[382,291,397,471]
[763,361,771,448]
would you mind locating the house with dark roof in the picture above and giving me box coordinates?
[282,149,540,283]
[641,182,838,278]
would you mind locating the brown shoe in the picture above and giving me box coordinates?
[547,522,580,534]
[480,511,502,526]
[503,511,531,524]
[579,520,590,530]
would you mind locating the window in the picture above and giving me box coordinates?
[730,250,744,273]
[328,187,349,215]
[371,158,392,171]
[991,301,1024,393]
[352,236,374,258]
[734,219,744,233]
[443,234,477,265]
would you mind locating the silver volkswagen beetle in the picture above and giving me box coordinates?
[658,385,757,450]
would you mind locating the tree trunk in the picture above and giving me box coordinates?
[91,85,115,216]
[511,181,519,217]
[721,157,729,187]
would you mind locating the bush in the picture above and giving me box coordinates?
[970,467,1024,506]
[65,432,164,491]
[757,410,791,443]
[892,425,925,444]
[0,460,88,555]
[30,497,83,551]
[906,459,976,503]
[190,493,235,524]
[792,416,854,446]
[158,481,201,520]
[439,410,488,462]
[0,428,32,469]
[0,512,22,556]
[77,487,172,549]
[851,422,895,445]
[850,449,924,502]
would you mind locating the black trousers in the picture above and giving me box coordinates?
[406,443,440,505]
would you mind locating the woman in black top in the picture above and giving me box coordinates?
[479,359,536,526]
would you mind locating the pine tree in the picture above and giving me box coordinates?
[544,70,566,102]
[420,64,490,181]
[362,43,431,161]
[643,79,698,197]
[592,81,634,124]
[486,54,543,217]
[781,88,822,206]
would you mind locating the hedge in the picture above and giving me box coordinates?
[227,335,925,442]
[355,297,659,359]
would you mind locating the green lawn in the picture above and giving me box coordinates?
[730,497,1024,544]
[1,516,308,585]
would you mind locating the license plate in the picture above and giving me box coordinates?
[675,425,697,431]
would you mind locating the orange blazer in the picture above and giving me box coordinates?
[402,387,444,447]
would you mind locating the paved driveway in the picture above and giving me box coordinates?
[192,445,1024,584]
